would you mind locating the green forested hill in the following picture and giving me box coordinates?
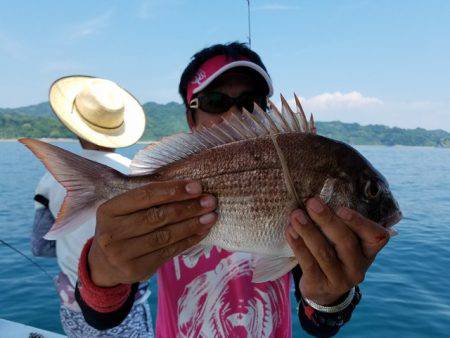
[1,101,449,147]
[0,102,53,117]
[0,101,188,140]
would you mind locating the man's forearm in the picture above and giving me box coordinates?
[75,238,139,330]
[75,283,139,330]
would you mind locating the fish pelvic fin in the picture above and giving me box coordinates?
[252,256,298,283]
[20,138,123,239]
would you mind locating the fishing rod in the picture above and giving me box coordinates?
[0,239,53,281]
[246,0,252,47]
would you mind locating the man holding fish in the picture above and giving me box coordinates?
[24,42,401,337]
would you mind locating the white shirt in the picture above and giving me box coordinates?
[35,148,131,287]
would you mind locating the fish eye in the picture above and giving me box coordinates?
[364,180,381,200]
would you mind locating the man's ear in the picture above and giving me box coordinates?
[186,109,196,129]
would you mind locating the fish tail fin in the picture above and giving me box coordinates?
[20,138,123,239]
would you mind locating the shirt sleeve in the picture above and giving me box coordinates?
[75,238,139,330]
[31,174,57,257]
[31,198,56,257]
[292,265,361,337]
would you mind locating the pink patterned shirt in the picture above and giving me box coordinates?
[156,246,292,338]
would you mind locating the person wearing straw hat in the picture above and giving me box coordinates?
[31,76,154,337]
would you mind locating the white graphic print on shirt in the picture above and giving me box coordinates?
[176,252,289,338]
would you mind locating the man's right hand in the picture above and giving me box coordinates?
[88,180,217,287]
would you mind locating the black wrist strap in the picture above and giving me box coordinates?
[34,194,49,208]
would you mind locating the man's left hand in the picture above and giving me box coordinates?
[285,196,390,306]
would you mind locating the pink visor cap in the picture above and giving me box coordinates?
[186,55,274,104]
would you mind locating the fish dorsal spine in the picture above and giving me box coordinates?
[129,94,317,176]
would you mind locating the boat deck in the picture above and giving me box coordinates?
[0,318,65,338]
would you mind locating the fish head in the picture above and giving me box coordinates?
[351,165,402,229]
[318,139,403,230]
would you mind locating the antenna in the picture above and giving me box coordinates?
[246,0,252,47]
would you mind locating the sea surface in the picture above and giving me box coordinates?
[0,141,449,337]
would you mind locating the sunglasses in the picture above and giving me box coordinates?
[189,91,268,114]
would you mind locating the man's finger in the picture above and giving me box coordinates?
[290,209,343,283]
[305,198,364,269]
[306,197,361,245]
[285,224,324,281]
[122,213,217,259]
[102,180,203,216]
[115,194,217,238]
[336,207,389,258]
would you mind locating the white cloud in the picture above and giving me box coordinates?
[304,91,382,110]
[281,91,450,131]
[70,9,114,39]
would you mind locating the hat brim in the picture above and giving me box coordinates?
[192,60,273,98]
[49,76,146,148]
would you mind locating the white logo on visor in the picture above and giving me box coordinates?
[191,70,206,86]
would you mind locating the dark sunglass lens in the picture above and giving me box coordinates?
[200,92,231,113]
[240,96,255,112]
[256,96,268,111]
[238,93,266,112]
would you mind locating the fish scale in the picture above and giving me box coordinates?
[146,138,294,256]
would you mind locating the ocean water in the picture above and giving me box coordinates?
[0,141,449,337]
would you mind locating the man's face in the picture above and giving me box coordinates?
[188,70,264,130]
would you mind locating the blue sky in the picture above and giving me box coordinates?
[0,0,449,130]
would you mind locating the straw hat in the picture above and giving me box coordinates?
[49,75,145,148]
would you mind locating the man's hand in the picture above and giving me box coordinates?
[285,197,390,306]
[88,180,217,287]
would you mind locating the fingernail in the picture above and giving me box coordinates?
[293,209,308,225]
[337,207,352,221]
[185,181,202,194]
[307,198,324,214]
[287,224,299,239]
[199,212,216,225]
[200,195,216,208]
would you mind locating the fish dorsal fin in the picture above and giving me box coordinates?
[130,94,316,175]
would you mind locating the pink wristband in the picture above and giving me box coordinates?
[77,238,131,313]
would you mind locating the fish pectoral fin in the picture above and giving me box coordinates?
[252,256,298,283]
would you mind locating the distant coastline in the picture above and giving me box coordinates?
[2,138,449,148]
[0,138,77,142]
[0,138,153,144]
[1,101,450,148]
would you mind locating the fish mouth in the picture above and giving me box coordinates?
[380,211,403,237]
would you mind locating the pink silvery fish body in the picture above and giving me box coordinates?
[21,95,402,282]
